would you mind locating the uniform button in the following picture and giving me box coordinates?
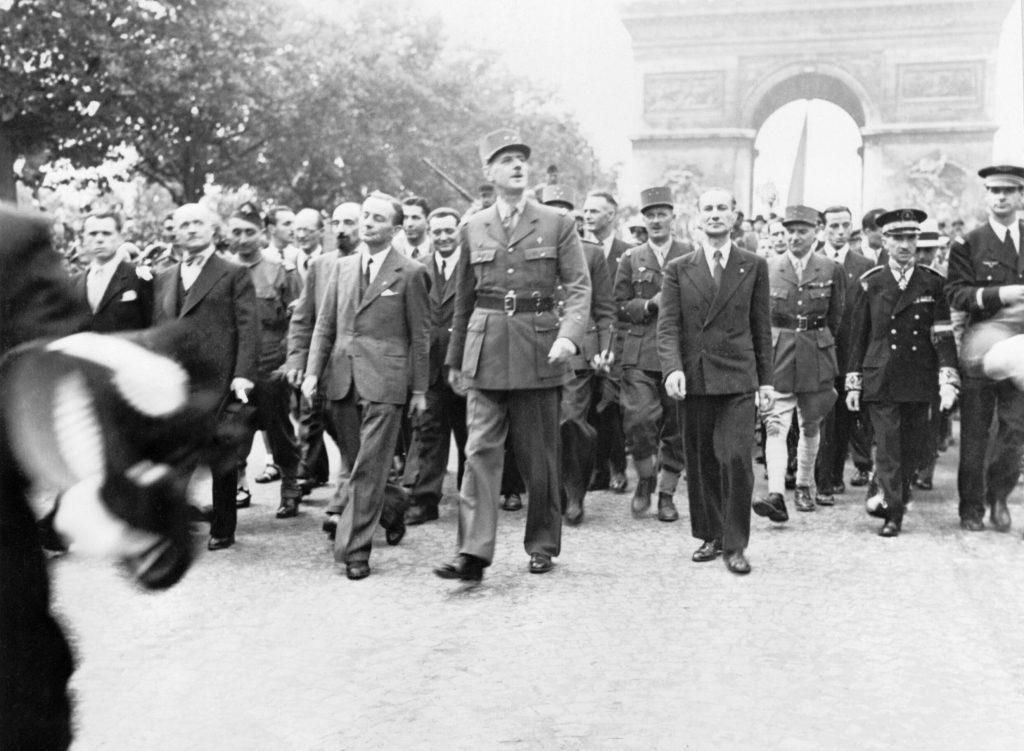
[507,269,514,275]
[891,329,897,335]
[914,314,920,320]
[797,300,803,306]
[891,344,897,350]
[912,346,917,351]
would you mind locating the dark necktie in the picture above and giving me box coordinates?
[712,250,723,290]
[503,207,518,235]
[440,258,447,281]
[360,257,372,301]
[302,255,310,272]
[411,247,420,260]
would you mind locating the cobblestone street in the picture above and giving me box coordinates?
[53,431,1024,750]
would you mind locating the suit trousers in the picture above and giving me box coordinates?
[957,375,1024,522]
[459,387,562,564]
[682,393,755,553]
[328,391,404,563]
[867,401,929,513]
[591,373,627,481]
[561,369,598,509]
[405,378,467,510]
[236,374,300,499]
[621,367,684,477]
[816,376,874,488]
[298,391,335,484]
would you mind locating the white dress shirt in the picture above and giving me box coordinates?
[361,245,391,285]
[989,217,1021,253]
[701,239,732,277]
[180,247,215,291]
[435,246,460,281]
[87,256,119,311]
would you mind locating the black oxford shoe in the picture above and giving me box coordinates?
[345,561,370,580]
[850,469,871,487]
[434,554,484,582]
[753,493,788,523]
[657,492,679,522]
[724,550,751,575]
[879,519,901,537]
[528,553,553,574]
[692,539,722,563]
[275,497,299,519]
[609,472,628,493]
[207,535,234,551]
[794,486,816,512]
[385,519,406,546]
[564,499,584,526]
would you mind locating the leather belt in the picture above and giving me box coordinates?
[771,313,827,331]
[476,291,555,316]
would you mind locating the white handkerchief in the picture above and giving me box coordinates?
[120,290,138,302]
[380,289,398,297]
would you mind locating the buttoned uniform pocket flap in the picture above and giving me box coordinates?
[470,250,496,264]
[633,270,656,283]
[770,288,789,300]
[524,246,556,261]
[809,288,832,299]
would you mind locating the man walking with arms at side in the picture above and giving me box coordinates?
[658,188,773,575]
[435,128,591,581]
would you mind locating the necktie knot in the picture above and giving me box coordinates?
[712,250,723,289]
[503,207,518,234]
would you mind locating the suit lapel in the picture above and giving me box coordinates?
[358,248,401,311]
[706,244,753,324]
[777,254,799,287]
[94,261,128,314]
[481,205,507,247]
[507,201,540,248]
[181,254,226,316]
[680,252,715,307]
[983,223,1018,272]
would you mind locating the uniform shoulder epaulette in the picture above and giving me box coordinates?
[919,264,946,279]
[859,265,884,290]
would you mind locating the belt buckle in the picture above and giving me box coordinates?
[504,290,517,316]
[795,314,808,332]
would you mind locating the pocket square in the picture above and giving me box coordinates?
[120,290,138,302]
[380,289,398,297]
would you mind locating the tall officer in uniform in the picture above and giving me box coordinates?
[847,209,958,536]
[658,188,773,575]
[541,185,616,526]
[947,164,1024,532]
[753,205,844,523]
[435,129,591,581]
[613,187,691,521]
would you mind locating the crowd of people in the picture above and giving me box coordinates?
[38,129,1024,584]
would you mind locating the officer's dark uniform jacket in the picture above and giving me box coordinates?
[946,219,1024,328]
[767,251,845,393]
[613,238,691,372]
[848,264,957,402]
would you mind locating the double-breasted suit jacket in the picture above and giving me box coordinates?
[848,264,956,403]
[767,252,845,393]
[445,201,590,389]
[307,247,430,405]
[657,245,773,395]
[71,259,153,333]
[614,238,691,372]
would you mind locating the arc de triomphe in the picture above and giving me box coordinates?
[621,0,1014,218]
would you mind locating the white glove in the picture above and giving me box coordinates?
[939,383,957,412]
[230,377,254,403]
[846,390,860,412]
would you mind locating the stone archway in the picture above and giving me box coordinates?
[621,0,1013,218]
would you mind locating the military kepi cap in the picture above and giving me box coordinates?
[231,201,263,228]
[479,129,531,167]
[781,205,820,228]
[540,184,575,210]
[978,164,1024,189]
[878,208,927,236]
[640,186,673,213]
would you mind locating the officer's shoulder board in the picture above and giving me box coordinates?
[918,264,946,280]
[859,265,885,291]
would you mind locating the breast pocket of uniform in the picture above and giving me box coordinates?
[462,314,487,377]
[470,249,497,264]
[632,269,656,297]
[769,287,789,310]
[808,286,832,313]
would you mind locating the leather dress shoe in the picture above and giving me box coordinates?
[692,539,722,563]
[990,500,1012,532]
[794,486,816,512]
[405,505,439,525]
[345,561,370,580]
[235,487,251,508]
[529,553,553,574]
[831,480,846,495]
[207,535,234,551]
[912,474,933,491]
[850,468,871,487]
[879,518,902,537]
[960,517,985,532]
[815,490,835,507]
[322,515,338,540]
[275,497,299,519]
[724,550,751,575]
[753,492,788,523]
[500,493,523,511]
[609,472,628,493]
[631,476,655,517]
[385,519,406,546]
[434,554,484,582]
[564,499,584,526]
[657,492,679,522]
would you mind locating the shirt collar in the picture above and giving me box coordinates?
[787,251,807,273]
[435,245,460,271]
[496,196,527,221]
[182,246,215,269]
[360,243,392,268]
[990,217,1020,246]
[825,243,849,263]
[90,256,119,274]
[701,239,731,268]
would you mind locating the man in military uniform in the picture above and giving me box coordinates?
[541,185,616,525]
[613,187,691,522]
[753,205,844,523]
[435,129,591,581]
[946,164,1024,532]
[846,209,958,537]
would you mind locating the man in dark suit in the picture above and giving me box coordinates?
[435,128,591,581]
[946,164,1024,532]
[303,192,430,580]
[847,209,958,536]
[403,207,467,525]
[0,206,85,751]
[153,203,259,551]
[72,210,153,332]
[658,187,773,575]
[582,190,630,492]
[614,186,691,522]
[815,205,877,495]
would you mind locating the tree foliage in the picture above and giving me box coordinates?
[0,0,611,211]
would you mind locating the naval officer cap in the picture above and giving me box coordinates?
[978,164,1024,189]
[878,208,927,236]
[478,129,531,167]
[639,186,673,213]
[541,184,575,211]
[781,204,820,228]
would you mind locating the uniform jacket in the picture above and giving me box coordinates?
[243,255,301,378]
[767,251,845,393]
[445,201,591,390]
[946,220,1024,327]
[71,259,153,333]
[815,248,876,374]
[657,244,773,395]
[613,238,692,371]
[153,251,259,394]
[285,250,338,373]
[848,264,957,402]
[424,249,459,386]
[307,246,430,405]
[571,240,616,369]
